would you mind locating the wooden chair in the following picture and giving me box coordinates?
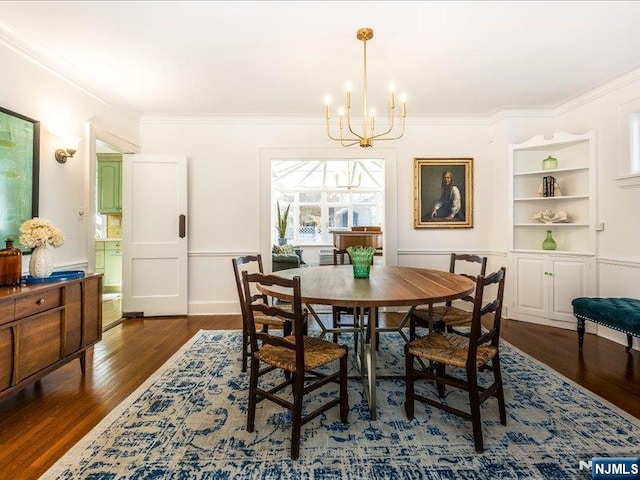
[331,249,379,349]
[242,271,349,460]
[410,253,488,339]
[232,255,291,372]
[404,267,507,453]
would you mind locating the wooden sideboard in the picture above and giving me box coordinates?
[0,274,102,400]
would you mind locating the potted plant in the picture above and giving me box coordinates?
[276,201,290,245]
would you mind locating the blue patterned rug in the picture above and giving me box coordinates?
[41,330,639,479]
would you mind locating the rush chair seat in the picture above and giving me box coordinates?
[232,254,292,372]
[405,267,507,454]
[242,271,349,460]
[410,253,488,339]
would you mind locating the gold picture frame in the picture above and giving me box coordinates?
[414,158,473,229]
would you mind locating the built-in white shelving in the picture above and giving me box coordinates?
[508,132,595,254]
[508,132,596,327]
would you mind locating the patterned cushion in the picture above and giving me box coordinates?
[572,297,640,336]
[273,244,296,255]
[255,336,347,372]
[408,331,497,368]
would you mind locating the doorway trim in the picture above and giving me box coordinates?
[86,123,140,273]
[259,147,398,269]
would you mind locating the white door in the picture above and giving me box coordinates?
[121,154,188,316]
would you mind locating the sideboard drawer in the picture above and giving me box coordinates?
[0,299,14,326]
[15,288,63,319]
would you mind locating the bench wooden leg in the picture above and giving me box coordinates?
[577,317,585,351]
[627,334,633,353]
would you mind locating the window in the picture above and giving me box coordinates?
[616,97,640,188]
[272,159,384,245]
[631,111,640,175]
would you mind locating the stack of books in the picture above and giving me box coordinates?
[542,175,556,197]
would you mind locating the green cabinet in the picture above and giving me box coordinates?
[97,154,122,214]
[94,240,121,291]
[95,241,105,272]
[104,241,122,289]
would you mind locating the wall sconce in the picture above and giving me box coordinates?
[55,136,81,164]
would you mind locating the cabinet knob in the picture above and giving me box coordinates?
[37,298,45,305]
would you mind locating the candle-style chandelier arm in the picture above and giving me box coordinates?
[325,120,362,148]
[370,117,406,141]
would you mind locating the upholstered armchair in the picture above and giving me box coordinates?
[272,244,306,272]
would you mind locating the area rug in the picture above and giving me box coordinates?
[41,330,639,479]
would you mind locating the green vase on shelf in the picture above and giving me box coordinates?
[542,230,557,250]
[542,155,557,171]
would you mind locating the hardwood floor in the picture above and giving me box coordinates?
[0,314,638,479]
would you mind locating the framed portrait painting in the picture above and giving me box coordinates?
[0,106,40,251]
[414,158,473,229]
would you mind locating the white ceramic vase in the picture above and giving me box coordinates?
[29,244,54,278]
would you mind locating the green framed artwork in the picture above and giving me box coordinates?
[0,106,40,252]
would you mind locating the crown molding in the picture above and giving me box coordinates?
[140,114,495,126]
[554,67,640,116]
[139,115,322,125]
[2,20,637,124]
[0,23,140,117]
[488,108,555,124]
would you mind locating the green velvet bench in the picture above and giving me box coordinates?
[572,297,640,352]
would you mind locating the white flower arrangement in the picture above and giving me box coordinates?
[19,217,65,248]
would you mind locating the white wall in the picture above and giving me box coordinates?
[140,117,496,314]
[4,33,637,349]
[555,70,640,347]
[0,42,140,271]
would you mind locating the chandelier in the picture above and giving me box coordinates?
[324,27,407,148]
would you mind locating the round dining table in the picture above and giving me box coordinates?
[259,264,475,419]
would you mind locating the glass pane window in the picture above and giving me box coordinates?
[327,192,350,203]
[353,205,378,226]
[299,192,321,203]
[329,206,349,230]
[272,159,384,245]
[631,111,640,174]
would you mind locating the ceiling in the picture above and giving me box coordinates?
[1,1,640,118]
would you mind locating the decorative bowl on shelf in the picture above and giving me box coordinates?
[533,209,569,224]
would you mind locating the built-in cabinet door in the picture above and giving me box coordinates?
[549,256,594,322]
[104,249,122,287]
[513,255,548,317]
[511,253,595,326]
[97,160,122,214]
[95,242,105,272]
